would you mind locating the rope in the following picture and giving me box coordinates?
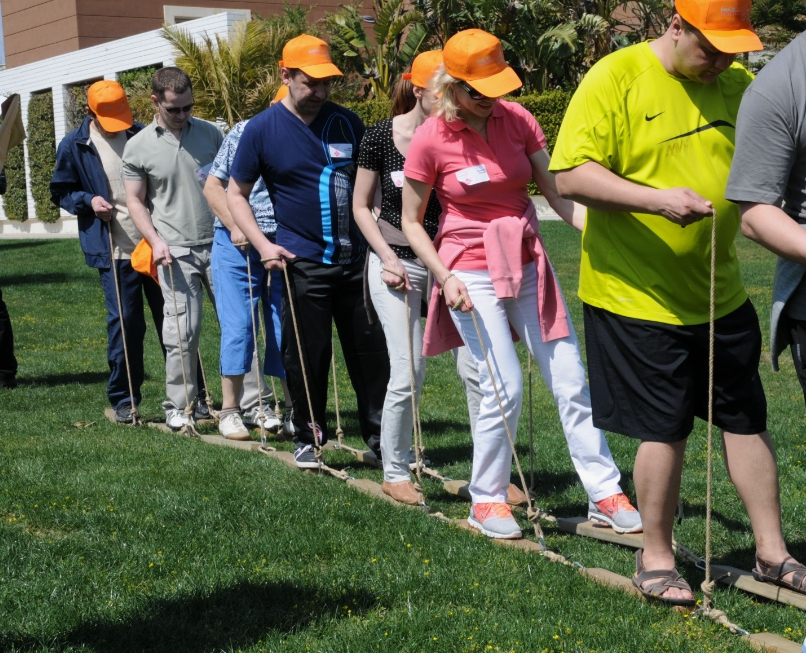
[692,210,747,636]
[465,300,561,552]
[167,262,199,437]
[331,348,345,449]
[527,354,534,492]
[195,342,218,422]
[405,291,427,505]
[246,249,269,449]
[107,230,141,426]
[257,272,283,422]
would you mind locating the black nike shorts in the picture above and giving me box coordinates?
[583,299,767,443]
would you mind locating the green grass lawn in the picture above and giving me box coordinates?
[1,227,804,652]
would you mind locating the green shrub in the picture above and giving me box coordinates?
[341,98,392,127]
[3,141,27,222]
[510,90,572,154]
[27,91,59,223]
[119,66,158,126]
[64,81,96,133]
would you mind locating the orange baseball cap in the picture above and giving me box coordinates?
[676,0,762,53]
[279,35,343,79]
[87,80,133,132]
[402,50,444,88]
[272,84,289,104]
[443,29,521,98]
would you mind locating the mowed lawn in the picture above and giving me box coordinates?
[1,226,804,653]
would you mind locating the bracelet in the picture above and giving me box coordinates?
[438,272,456,296]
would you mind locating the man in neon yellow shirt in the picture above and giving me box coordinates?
[551,0,806,602]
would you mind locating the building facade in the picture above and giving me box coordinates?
[2,1,337,68]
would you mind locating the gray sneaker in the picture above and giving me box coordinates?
[294,443,320,469]
[162,402,189,431]
[588,493,643,534]
[467,503,522,539]
[242,405,282,432]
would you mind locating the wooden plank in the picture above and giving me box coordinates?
[145,421,173,435]
[712,565,806,611]
[103,408,116,424]
[557,517,644,549]
[322,441,382,468]
[346,478,398,506]
[198,434,260,452]
[443,480,472,501]
[743,633,802,653]
[259,449,298,470]
[580,567,645,600]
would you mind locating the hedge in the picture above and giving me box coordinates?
[27,91,59,223]
[341,91,571,153]
[3,140,27,222]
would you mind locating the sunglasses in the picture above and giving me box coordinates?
[161,103,194,115]
[457,81,488,101]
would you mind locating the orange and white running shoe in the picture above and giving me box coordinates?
[468,502,522,539]
[588,493,642,534]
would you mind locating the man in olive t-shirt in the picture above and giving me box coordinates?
[123,67,243,432]
[726,33,806,407]
[551,0,806,602]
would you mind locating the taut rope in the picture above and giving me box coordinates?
[246,249,270,449]
[264,256,349,481]
[404,291,427,505]
[166,261,199,437]
[107,229,141,426]
[461,300,566,562]
[331,349,345,449]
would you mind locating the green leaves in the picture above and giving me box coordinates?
[28,91,60,223]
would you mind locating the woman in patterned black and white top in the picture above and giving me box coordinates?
[354,51,487,506]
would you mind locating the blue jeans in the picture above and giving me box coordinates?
[211,228,284,379]
[98,261,164,408]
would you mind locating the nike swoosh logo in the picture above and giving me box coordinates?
[645,112,664,121]
[660,120,735,143]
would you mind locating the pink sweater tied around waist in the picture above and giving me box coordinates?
[422,200,570,357]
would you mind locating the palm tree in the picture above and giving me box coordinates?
[162,19,292,126]
[325,0,431,99]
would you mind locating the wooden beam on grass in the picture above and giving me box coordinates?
[712,565,806,611]
[557,516,644,548]
[743,633,802,652]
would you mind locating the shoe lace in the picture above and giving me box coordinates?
[476,502,513,521]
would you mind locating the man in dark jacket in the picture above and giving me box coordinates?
[0,168,17,389]
[50,80,205,422]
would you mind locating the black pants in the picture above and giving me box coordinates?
[282,259,389,454]
[785,314,806,407]
[0,286,17,386]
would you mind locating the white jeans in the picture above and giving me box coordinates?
[369,252,481,483]
[449,265,622,504]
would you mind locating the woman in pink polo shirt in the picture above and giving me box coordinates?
[401,29,641,540]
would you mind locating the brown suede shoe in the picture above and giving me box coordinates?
[506,483,529,507]
[382,480,422,506]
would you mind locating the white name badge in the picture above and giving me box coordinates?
[195,163,213,184]
[455,164,490,186]
[390,170,405,188]
[328,143,353,159]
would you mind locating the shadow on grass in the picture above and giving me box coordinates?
[0,580,376,653]
[0,241,54,252]
[19,371,109,387]
[0,272,83,286]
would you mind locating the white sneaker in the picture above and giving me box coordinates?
[219,412,250,440]
[163,403,189,431]
[282,407,298,439]
[242,405,282,432]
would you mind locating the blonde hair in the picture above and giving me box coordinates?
[433,68,464,122]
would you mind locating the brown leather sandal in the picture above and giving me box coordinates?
[632,549,696,606]
[753,555,806,594]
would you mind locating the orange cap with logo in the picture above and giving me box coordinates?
[402,50,444,88]
[279,34,343,79]
[443,29,522,98]
[87,80,133,132]
[272,84,289,104]
[675,0,762,53]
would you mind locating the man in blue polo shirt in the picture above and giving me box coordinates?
[228,34,389,469]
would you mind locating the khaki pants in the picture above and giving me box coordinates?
[159,245,269,411]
